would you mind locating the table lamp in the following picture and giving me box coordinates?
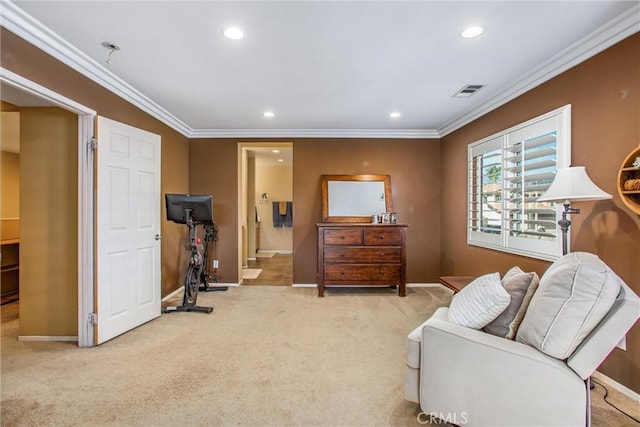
[537,166,612,255]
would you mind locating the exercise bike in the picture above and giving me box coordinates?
[199,223,229,293]
[163,193,226,314]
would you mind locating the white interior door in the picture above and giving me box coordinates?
[96,116,161,344]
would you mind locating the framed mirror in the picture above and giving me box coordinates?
[321,174,393,222]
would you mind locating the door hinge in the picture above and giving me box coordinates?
[88,137,97,152]
[88,312,98,325]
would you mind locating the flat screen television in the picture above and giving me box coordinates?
[165,193,214,225]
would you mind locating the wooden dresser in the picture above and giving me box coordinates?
[316,223,407,297]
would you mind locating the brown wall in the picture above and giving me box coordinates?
[189,139,239,282]
[1,149,21,297]
[293,139,441,284]
[1,151,20,218]
[189,138,441,284]
[441,33,640,391]
[1,28,190,297]
[2,22,638,391]
[20,107,78,336]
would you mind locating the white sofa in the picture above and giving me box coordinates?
[405,252,640,427]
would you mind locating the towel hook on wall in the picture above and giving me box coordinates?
[260,193,269,204]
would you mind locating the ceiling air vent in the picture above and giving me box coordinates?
[453,84,485,98]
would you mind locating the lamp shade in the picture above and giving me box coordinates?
[538,166,612,202]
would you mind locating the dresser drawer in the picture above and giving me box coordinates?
[316,223,407,297]
[324,246,402,263]
[324,264,401,282]
[323,228,362,245]
[363,228,404,245]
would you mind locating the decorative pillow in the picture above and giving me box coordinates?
[516,252,621,360]
[483,266,540,339]
[447,272,511,329]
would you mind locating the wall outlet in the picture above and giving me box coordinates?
[213,260,219,269]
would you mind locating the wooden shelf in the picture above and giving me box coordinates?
[618,145,640,215]
[1,264,19,273]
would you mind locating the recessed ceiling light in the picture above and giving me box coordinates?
[460,26,485,39]
[263,111,275,118]
[222,27,244,40]
[277,159,284,163]
[272,149,280,153]
[389,112,401,119]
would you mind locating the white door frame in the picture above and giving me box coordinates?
[1,67,97,347]
[237,142,294,283]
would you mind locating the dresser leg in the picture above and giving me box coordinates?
[318,285,324,297]
[399,285,406,297]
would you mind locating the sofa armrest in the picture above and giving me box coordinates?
[419,307,588,426]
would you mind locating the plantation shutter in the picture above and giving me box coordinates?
[467,105,570,260]
[468,136,503,247]
[504,116,558,255]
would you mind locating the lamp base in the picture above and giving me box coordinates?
[559,202,580,256]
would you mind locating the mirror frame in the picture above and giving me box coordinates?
[321,174,393,223]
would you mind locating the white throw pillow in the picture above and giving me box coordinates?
[483,266,540,339]
[447,272,511,329]
[516,252,621,360]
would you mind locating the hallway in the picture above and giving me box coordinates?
[242,253,292,286]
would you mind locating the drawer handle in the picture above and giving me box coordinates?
[340,253,345,258]
[379,269,385,275]
[379,235,385,240]
[340,236,345,240]
[379,252,385,257]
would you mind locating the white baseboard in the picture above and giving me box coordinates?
[407,283,447,289]
[290,283,448,290]
[592,371,640,402]
[162,283,240,302]
[162,286,184,302]
[18,336,77,342]
[165,283,448,293]
[215,283,239,288]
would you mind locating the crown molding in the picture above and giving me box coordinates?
[187,128,440,139]
[1,67,96,115]
[0,1,192,137]
[2,1,637,140]
[1,1,436,140]
[438,3,640,137]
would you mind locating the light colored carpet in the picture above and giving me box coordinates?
[241,268,262,279]
[1,287,638,426]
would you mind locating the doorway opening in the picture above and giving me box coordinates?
[1,68,95,347]
[237,142,293,286]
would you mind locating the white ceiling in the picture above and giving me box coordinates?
[3,1,639,139]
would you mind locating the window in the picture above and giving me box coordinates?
[467,105,571,261]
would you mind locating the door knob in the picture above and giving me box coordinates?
[155,234,162,240]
